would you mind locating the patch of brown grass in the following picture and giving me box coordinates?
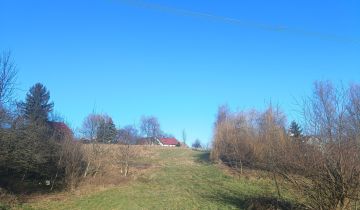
[0,187,18,208]
[21,145,158,205]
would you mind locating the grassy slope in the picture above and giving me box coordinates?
[20,148,295,210]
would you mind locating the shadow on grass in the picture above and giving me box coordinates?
[203,188,304,210]
[0,178,59,195]
[193,151,211,164]
[193,151,305,209]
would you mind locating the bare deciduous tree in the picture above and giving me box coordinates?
[81,113,108,178]
[52,135,84,191]
[211,82,360,209]
[0,51,17,124]
[214,104,230,127]
[182,129,187,145]
[115,129,136,177]
[277,81,360,210]
[0,51,17,105]
[118,125,139,145]
[140,115,161,142]
[257,105,287,199]
[81,114,102,141]
[347,84,360,143]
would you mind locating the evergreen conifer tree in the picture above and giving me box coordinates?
[21,83,54,123]
[97,117,117,143]
[289,120,302,138]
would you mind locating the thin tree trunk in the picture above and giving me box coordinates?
[21,168,28,182]
[51,173,58,191]
[51,155,63,191]
[124,162,129,177]
[355,200,357,210]
[273,172,281,199]
[93,162,101,178]
[239,160,243,175]
[83,161,91,178]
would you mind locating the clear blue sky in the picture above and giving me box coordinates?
[1,0,359,145]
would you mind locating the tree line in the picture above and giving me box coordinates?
[80,113,174,145]
[0,51,176,195]
[0,51,84,192]
[211,81,360,210]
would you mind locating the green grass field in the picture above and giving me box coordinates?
[18,148,297,210]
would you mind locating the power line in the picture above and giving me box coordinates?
[112,0,359,45]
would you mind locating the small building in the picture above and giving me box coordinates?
[136,137,180,147]
[158,138,180,147]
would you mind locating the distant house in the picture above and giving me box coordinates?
[136,137,180,147]
[158,138,180,147]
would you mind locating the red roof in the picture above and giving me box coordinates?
[159,138,179,145]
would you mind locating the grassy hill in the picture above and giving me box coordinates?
[18,147,298,210]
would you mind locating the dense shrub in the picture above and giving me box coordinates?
[211,105,286,171]
[211,82,360,210]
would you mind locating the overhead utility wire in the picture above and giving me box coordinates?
[112,0,359,45]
